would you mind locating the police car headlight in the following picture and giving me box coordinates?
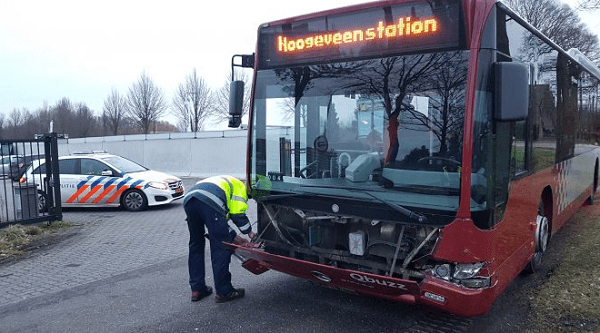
[148,181,169,190]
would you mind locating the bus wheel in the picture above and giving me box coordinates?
[588,161,598,205]
[525,201,549,273]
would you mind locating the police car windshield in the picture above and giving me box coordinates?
[100,156,147,173]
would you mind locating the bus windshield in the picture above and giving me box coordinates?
[250,50,473,213]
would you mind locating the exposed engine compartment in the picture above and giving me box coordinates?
[256,202,439,281]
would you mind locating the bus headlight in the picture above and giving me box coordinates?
[433,264,451,281]
[432,262,491,289]
[460,277,491,289]
[453,262,484,280]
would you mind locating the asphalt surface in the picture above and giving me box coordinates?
[0,176,591,332]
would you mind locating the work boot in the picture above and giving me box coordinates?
[215,288,245,303]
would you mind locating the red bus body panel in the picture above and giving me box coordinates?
[241,0,600,317]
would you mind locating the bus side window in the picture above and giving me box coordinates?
[502,10,560,178]
[555,54,580,163]
[511,120,527,175]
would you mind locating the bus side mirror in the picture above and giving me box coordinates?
[229,80,244,128]
[494,62,529,121]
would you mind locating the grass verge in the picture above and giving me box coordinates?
[530,206,600,332]
[0,222,72,259]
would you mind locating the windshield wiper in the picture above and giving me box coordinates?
[299,184,428,224]
[392,185,460,196]
[299,184,385,191]
[363,191,428,224]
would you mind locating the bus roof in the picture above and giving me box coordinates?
[568,48,600,80]
[261,0,476,28]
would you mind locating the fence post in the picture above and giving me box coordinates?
[44,133,62,223]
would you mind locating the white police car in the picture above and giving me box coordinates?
[21,153,184,211]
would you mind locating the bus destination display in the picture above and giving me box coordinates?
[258,0,462,69]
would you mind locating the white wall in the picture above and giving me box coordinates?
[57,130,248,179]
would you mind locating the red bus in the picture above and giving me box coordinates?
[227,0,600,316]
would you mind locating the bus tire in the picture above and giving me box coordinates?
[524,201,549,273]
[589,160,599,205]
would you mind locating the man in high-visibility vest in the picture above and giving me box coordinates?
[183,175,256,303]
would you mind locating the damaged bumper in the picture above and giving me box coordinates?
[227,243,496,317]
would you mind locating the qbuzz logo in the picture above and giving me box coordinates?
[311,271,332,283]
[349,273,407,290]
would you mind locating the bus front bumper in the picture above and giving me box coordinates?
[227,243,496,317]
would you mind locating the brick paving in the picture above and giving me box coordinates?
[0,177,256,309]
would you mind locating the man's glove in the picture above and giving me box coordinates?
[233,235,248,245]
[248,231,257,242]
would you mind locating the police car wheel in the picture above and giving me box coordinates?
[121,189,148,211]
[38,190,48,213]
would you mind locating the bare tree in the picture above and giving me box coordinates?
[3,100,105,139]
[73,103,95,137]
[172,69,212,132]
[211,70,252,126]
[8,108,24,128]
[354,54,454,164]
[52,97,73,134]
[27,106,52,138]
[577,0,600,10]
[103,89,126,135]
[126,72,168,134]
[5,108,34,139]
[175,119,189,132]
[505,0,600,61]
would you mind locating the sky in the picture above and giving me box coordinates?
[0,0,598,130]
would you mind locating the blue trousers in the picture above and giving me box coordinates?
[184,198,236,296]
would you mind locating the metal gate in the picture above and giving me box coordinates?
[0,133,62,227]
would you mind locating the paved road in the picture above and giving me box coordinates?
[0,177,425,333]
[0,177,203,308]
[0,176,590,332]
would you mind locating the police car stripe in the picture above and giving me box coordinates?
[93,185,116,204]
[116,177,132,188]
[103,177,134,204]
[77,177,107,203]
[104,178,117,188]
[131,179,144,188]
[89,176,106,187]
[105,181,145,204]
[67,185,89,203]
[77,176,93,188]
[90,178,119,203]
[80,185,103,203]
[68,176,115,204]
[107,186,129,204]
